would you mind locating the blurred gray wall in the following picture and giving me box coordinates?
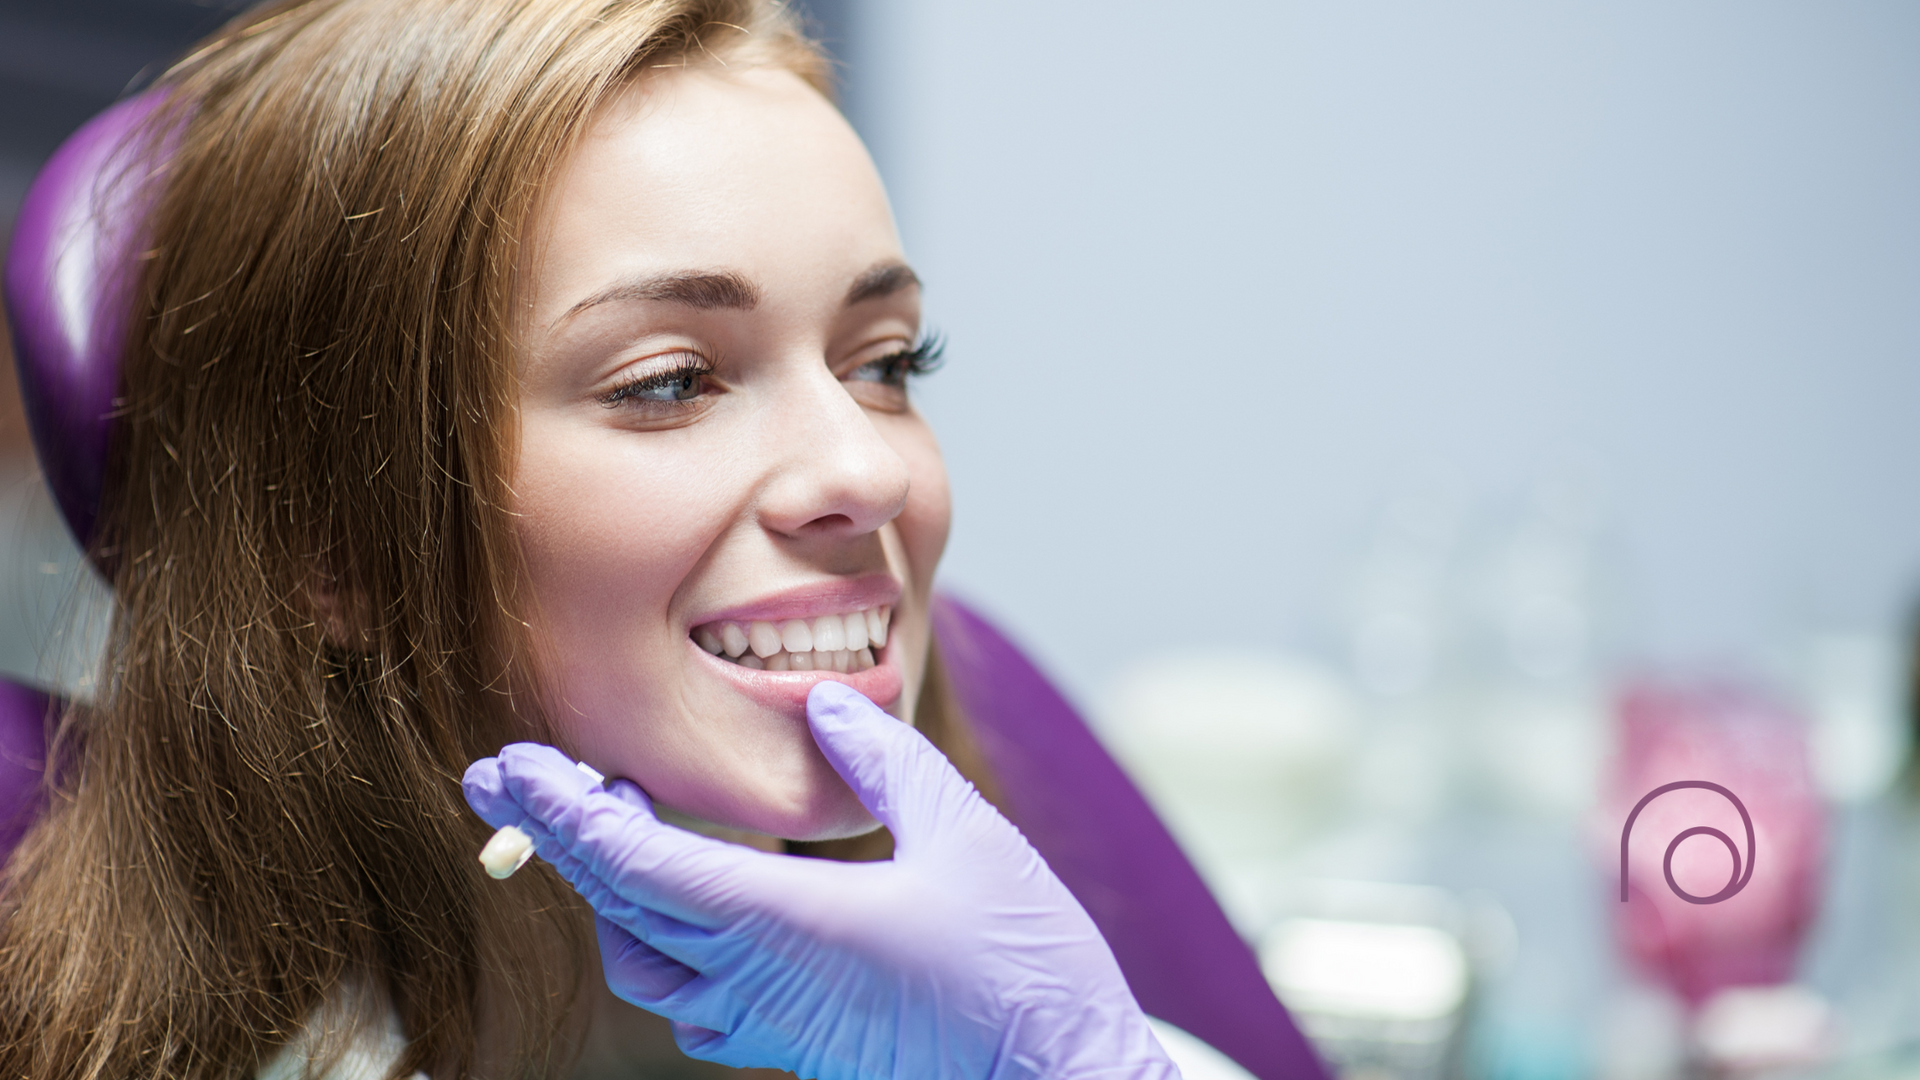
[844,1,1920,701]
[0,1,246,218]
[4,2,1918,704]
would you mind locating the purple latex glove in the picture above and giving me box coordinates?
[463,681,1177,1079]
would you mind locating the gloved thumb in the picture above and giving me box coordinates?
[806,680,980,850]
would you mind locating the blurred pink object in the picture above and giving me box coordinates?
[1601,681,1825,1005]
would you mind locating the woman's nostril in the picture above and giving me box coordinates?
[801,513,858,534]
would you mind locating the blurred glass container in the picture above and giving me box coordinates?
[1099,651,1361,929]
[1259,880,1501,1080]
[1796,631,1909,804]
[1459,476,1628,818]
[1600,681,1826,1008]
[1693,983,1834,1073]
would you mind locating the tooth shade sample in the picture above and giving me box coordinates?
[479,825,535,880]
[790,651,813,670]
[780,620,813,653]
[855,647,875,670]
[835,649,853,672]
[695,626,724,655]
[748,621,782,658]
[738,654,765,670]
[720,623,750,658]
[766,652,790,671]
[812,615,845,652]
[843,612,868,651]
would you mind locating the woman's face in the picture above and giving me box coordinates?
[511,66,949,841]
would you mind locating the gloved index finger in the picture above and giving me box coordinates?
[805,681,983,852]
[463,753,531,832]
[464,744,609,827]
[492,743,771,929]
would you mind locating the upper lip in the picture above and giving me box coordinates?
[687,573,900,629]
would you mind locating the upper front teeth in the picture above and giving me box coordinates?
[694,605,891,672]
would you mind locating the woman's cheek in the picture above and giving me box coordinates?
[892,418,952,584]
[512,428,736,715]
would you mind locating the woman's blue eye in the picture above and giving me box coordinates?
[638,371,703,401]
[600,361,711,408]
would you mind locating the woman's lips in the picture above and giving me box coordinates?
[686,580,905,711]
[691,573,899,628]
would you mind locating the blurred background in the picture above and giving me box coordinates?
[3,2,1919,1078]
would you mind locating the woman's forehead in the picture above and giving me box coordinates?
[520,65,902,332]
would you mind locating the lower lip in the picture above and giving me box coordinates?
[692,638,905,713]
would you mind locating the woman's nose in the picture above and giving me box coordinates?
[756,366,910,541]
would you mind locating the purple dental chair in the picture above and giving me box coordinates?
[1,96,1327,1080]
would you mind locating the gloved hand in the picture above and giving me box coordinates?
[463,680,1177,1080]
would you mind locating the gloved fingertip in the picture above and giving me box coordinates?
[806,676,862,708]
[462,757,502,799]
[805,680,885,737]
[498,741,583,773]
[606,777,655,813]
[462,758,523,827]
[498,742,598,810]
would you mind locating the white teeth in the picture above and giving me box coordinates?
[749,621,782,658]
[780,620,813,654]
[698,606,890,670]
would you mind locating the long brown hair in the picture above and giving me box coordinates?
[0,3,839,1078]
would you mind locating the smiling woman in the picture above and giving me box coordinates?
[0,0,1226,1075]
[510,67,953,842]
[0,1,1012,1077]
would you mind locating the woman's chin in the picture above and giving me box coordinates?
[751,781,880,842]
[655,764,879,844]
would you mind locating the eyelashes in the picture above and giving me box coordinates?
[597,355,715,408]
[852,331,946,387]
[595,331,946,411]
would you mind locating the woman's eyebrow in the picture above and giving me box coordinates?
[845,261,921,307]
[553,269,761,328]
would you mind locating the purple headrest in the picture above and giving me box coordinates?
[4,92,168,552]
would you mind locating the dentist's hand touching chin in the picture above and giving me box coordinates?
[463,681,1180,1080]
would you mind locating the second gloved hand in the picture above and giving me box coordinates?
[463,680,1176,1080]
